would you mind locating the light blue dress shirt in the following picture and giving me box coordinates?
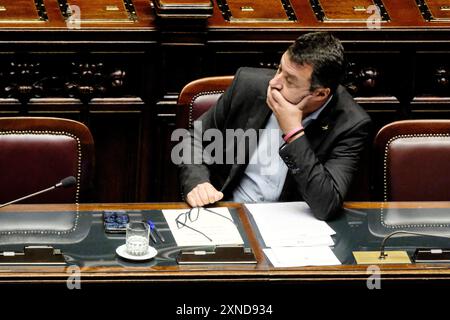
[232,96,332,203]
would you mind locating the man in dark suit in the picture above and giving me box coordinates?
[178,32,371,221]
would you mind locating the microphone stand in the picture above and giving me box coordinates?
[0,185,58,209]
[0,176,76,209]
[379,230,450,260]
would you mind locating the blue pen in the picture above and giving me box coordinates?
[147,219,165,243]
[144,220,157,243]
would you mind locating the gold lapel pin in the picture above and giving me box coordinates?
[321,124,329,131]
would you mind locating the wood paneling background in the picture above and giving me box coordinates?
[0,0,449,202]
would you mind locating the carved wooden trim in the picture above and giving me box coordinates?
[216,0,297,22]
[57,0,137,22]
[416,0,450,22]
[35,0,49,21]
[0,0,48,23]
[153,0,213,19]
[310,0,390,23]
[0,60,131,104]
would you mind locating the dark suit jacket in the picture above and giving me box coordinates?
[179,67,371,220]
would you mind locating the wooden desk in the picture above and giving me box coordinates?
[0,202,268,284]
[1,201,450,288]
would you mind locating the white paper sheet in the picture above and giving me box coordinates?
[263,246,341,267]
[162,207,244,246]
[266,234,335,247]
[245,202,336,247]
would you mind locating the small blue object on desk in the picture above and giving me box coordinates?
[147,219,166,243]
[143,219,157,243]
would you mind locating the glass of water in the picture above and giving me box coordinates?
[126,221,149,256]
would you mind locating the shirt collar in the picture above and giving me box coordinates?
[302,94,333,128]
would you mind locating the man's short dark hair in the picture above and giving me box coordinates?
[287,32,345,93]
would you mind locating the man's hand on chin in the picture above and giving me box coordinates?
[266,87,313,134]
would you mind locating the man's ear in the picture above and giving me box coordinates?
[313,87,331,101]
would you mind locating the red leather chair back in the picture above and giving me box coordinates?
[374,120,450,201]
[177,76,234,128]
[0,117,94,204]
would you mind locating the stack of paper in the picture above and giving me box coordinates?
[245,202,341,268]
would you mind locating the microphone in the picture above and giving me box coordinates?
[354,229,450,264]
[0,176,77,209]
[55,176,77,189]
[379,230,450,260]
